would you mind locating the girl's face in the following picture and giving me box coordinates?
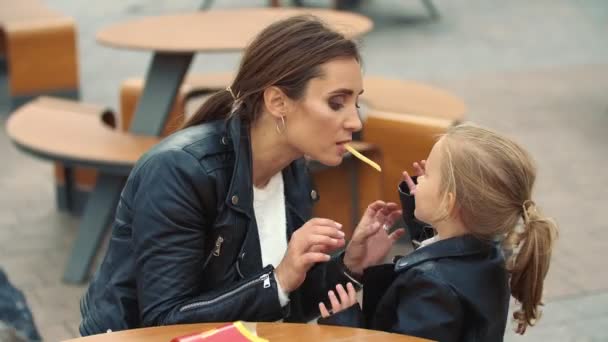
[414,137,448,224]
[284,58,363,166]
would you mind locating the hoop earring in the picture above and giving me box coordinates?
[276,116,286,134]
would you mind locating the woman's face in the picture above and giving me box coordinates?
[285,58,363,166]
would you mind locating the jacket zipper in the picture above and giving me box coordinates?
[179,272,271,312]
[213,236,224,256]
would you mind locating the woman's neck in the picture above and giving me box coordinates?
[249,116,301,188]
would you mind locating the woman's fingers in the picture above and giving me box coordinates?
[365,201,386,217]
[357,221,381,241]
[306,234,343,248]
[294,224,345,253]
[386,209,403,228]
[307,218,343,229]
[309,225,346,240]
[389,228,407,242]
[301,252,331,265]
[319,302,331,318]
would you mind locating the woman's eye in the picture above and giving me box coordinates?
[329,96,346,111]
[329,101,344,111]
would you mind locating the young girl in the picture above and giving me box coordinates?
[318,123,558,341]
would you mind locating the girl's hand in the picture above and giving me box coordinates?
[403,160,426,195]
[318,282,358,318]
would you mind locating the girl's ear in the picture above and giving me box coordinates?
[443,191,457,220]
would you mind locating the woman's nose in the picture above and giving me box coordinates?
[345,108,363,132]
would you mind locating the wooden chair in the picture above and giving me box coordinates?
[1,0,83,213]
[361,110,454,205]
[0,0,79,108]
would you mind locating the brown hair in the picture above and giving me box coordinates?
[438,123,558,334]
[182,15,361,128]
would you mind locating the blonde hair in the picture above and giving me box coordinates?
[438,123,558,334]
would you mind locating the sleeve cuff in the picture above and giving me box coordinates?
[274,271,290,307]
[339,253,363,289]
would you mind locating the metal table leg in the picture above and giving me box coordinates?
[129,53,193,135]
[63,174,125,283]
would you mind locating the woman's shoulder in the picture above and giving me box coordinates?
[159,121,232,157]
[136,121,234,171]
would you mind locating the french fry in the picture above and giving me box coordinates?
[344,144,382,172]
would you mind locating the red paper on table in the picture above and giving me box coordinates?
[170,321,268,342]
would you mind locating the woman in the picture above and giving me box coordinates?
[79,15,405,335]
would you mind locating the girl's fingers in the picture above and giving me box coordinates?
[328,290,341,312]
[335,284,349,306]
[403,171,417,192]
[319,302,331,318]
[347,282,357,304]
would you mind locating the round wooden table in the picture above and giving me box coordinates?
[64,322,431,341]
[97,8,373,52]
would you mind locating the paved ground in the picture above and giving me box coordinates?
[1,0,607,341]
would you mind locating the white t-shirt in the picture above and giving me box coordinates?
[253,172,289,306]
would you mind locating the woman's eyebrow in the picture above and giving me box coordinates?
[328,88,365,96]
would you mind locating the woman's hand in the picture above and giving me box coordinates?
[318,282,357,318]
[343,201,406,275]
[403,160,426,195]
[275,218,345,293]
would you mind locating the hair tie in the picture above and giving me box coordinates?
[226,86,236,100]
[522,199,535,224]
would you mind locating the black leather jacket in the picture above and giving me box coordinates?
[80,116,354,335]
[319,184,511,341]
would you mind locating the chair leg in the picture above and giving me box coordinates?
[421,0,440,19]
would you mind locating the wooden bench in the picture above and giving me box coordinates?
[7,96,159,282]
[0,0,80,108]
[6,97,157,171]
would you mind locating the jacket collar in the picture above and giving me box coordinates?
[224,115,253,218]
[223,115,311,224]
[394,234,495,273]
